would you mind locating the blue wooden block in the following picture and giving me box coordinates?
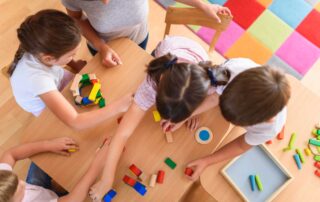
[133,181,147,196]
[103,189,117,202]
[82,97,93,105]
[249,175,256,191]
[293,154,302,170]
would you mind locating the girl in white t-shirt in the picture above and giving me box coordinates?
[0,136,111,202]
[89,36,291,200]
[9,9,132,130]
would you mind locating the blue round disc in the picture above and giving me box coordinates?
[199,130,210,141]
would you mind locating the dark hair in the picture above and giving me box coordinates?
[147,53,230,123]
[0,170,19,201]
[219,66,291,126]
[8,9,81,76]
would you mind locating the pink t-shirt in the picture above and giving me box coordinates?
[134,36,209,111]
[0,163,58,202]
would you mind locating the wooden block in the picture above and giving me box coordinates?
[70,74,81,92]
[152,111,161,122]
[89,73,96,80]
[156,170,165,184]
[249,175,256,191]
[314,155,320,162]
[296,149,305,163]
[89,83,101,101]
[315,170,320,177]
[68,148,77,153]
[309,139,320,147]
[72,88,80,97]
[164,157,176,169]
[149,174,157,187]
[99,97,106,108]
[129,164,142,176]
[123,175,136,187]
[288,133,297,149]
[138,172,147,182]
[185,167,194,177]
[266,140,272,145]
[304,148,312,156]
[293,154,302,170]
[103,189,117,202]
[165,132,173,143]
[255,175,263,191]
[94,97,101,104]
[277,126,285,140]
[75,96,83,105]
[314,162,320,169]
[315,122,320,129]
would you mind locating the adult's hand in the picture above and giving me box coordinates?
[98,44,123,67]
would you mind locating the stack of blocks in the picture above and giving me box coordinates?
[70,73,106,108]
[157,0,320,79]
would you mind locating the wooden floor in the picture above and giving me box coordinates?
[0,0,319,201]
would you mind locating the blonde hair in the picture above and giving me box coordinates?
[0,170,19,202]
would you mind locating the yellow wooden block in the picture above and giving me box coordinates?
[88,83,101,101]
[68,148,77,153]
[225,32,272,65]
[152,110,161,122]
[257,0,272,7]
[316,2,320,13]
[304,148,311,156]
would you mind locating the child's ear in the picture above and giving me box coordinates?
[39,53,56,64]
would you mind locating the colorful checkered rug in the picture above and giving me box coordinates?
[156,0,320,79]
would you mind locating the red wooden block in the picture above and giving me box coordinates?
[91,79,98,84]
[314,162,320,169]
[129,164,142,176]
[315,170,320,177]
[225,0,265,29]
[266,140,272,145]
[185,167,194,176]
[157,170,165,184]
[123,175,136,187]
[277,126,285,140]
[297,10,320,48]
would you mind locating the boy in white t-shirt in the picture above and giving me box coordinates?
[0,136,111,202]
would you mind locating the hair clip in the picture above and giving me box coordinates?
[207,68,218,86]
[165,57,178,68]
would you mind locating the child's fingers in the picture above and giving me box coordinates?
[57,150,71,156]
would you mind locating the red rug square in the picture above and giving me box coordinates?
[224,0,265,29]
[296,9,320,47]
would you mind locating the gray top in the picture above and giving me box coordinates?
[61,0,149,48]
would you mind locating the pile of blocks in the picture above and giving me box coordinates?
[70,73,105,108]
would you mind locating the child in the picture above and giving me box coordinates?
[89,36,290,199]
[8,9,132,130]
[0,136,111,202]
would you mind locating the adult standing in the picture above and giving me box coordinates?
[61,0,231,67]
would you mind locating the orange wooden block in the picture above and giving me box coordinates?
[277,126,285,140]
[266,140,272,145]
[225,32,272,64]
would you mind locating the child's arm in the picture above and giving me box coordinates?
[175,0,232,22]
[40,91,132,130]
[64,9,121,67]
[186,134,251,181]
[89,103,146,201]
[58,138,110,202]
[0,137,78,168]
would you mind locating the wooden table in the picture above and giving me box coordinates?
[200,75,320,202]
[20,38,231,201]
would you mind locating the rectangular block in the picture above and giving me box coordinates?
[288,133,297,149]
[249,175,256,191]
[314,155,320,162]
[293,154,302,170]
[255,175,263,191]
[165,132,173,143]
[129,164,142,176]
[185,167,194,177]
[123,175,136,187]
[309,139,320,147]
[304,148,311,156]
[75,96,82,105]
[277,126,285,140]
[157,170,165,184]
[164,157,177,169]
[70,74,82,92]
[133,181,147,196]
[152,111,161,122]
[295,149,305,163]
[149,174,157,187]
[89,73,97,80]
[89,83,101,101]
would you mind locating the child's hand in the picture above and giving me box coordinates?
[47,137,79,156]
[185,116,200,131]
[185,158,208,181]
[201,4,232,23]
[89,180,108,202]
[98,44,122,67]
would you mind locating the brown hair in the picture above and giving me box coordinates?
[147,53,230,123]
[0,170,19,202]
[8,9,81,76]
[219,66,291,126]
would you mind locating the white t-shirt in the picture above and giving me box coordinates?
[0,163,58,202]
[216,58,287,145]
[10,53,64,116]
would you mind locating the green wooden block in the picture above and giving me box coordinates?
[96,90,102,98]
[164,157,176,169]
[296,149,305,163]
[288,133,297,149]
[314,155,320,162]
[309,139,320,147]
[255,175,263,191]
[81,74,90,82]
[99,97,105,108]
